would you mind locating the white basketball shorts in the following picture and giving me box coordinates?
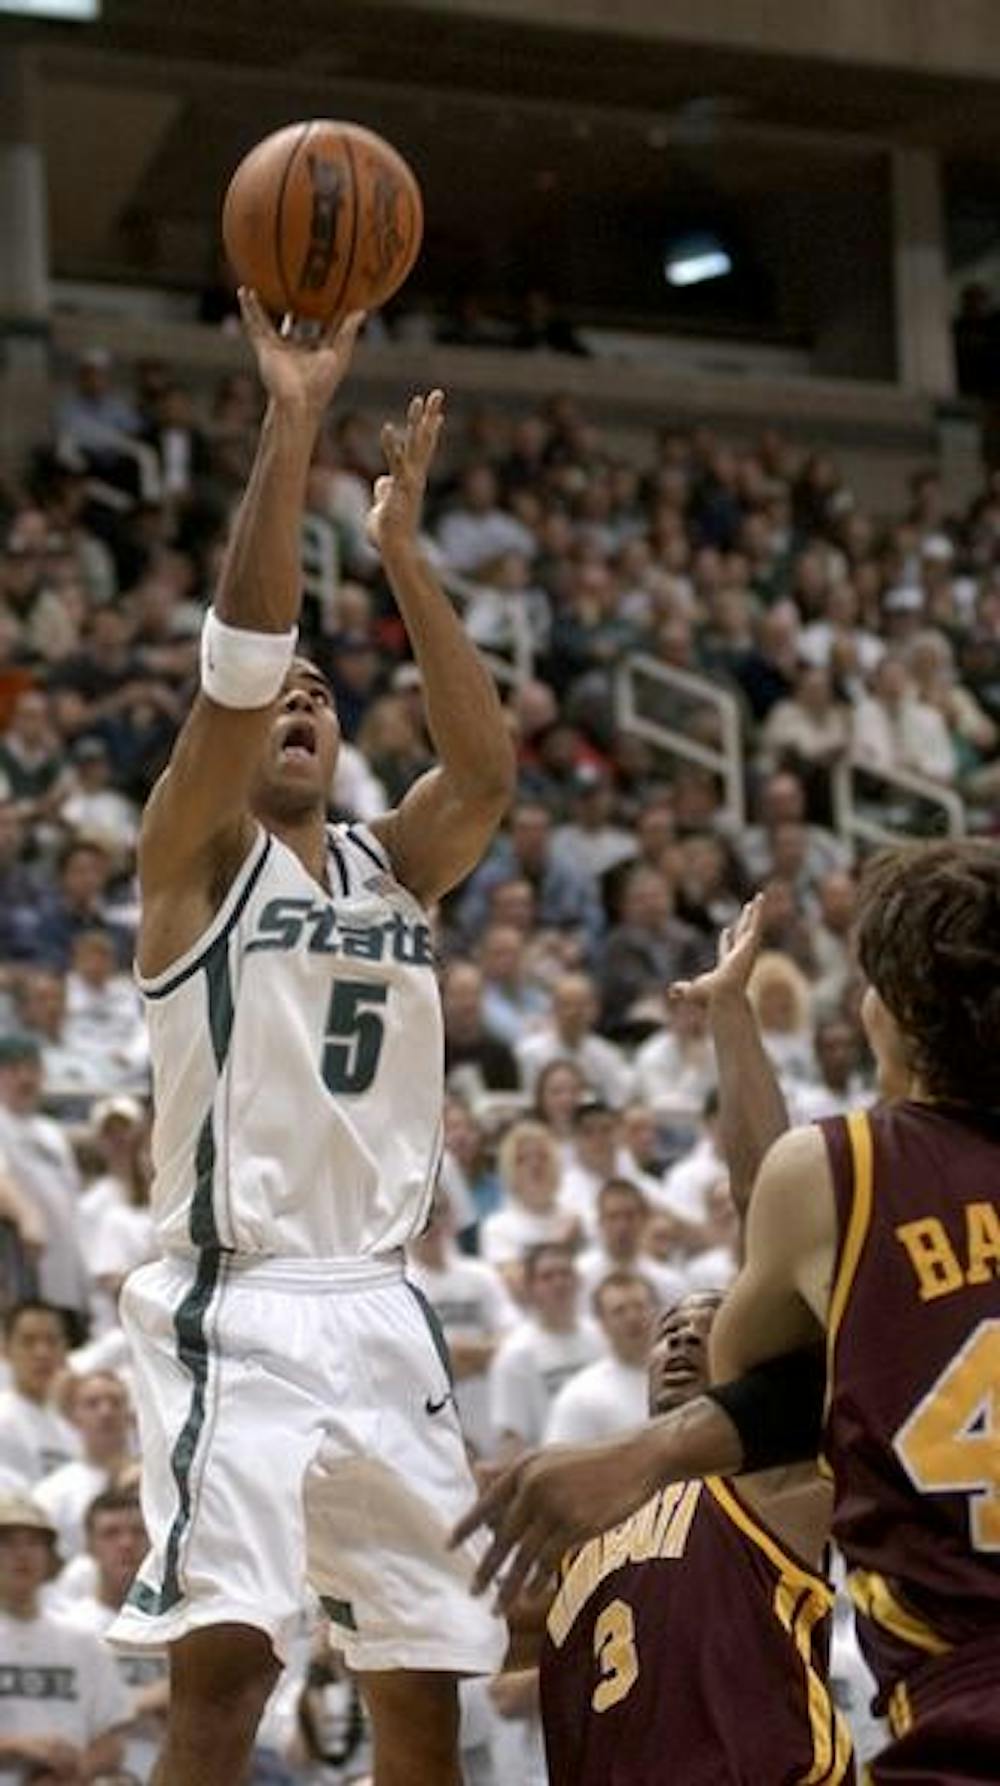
[109,1250,507,1673]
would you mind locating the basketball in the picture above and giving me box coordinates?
[222,119,423,325]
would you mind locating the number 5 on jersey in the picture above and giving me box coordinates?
[894,1318,1000,1552]
[321,979,388,1095]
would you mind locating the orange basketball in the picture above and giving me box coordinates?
[222,119,423,325]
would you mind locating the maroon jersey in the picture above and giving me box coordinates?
[823,1103,1000,1717]
[540,1475,854,1786]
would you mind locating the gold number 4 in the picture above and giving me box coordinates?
[592,1598,639,1713]
[894,1319,1000,1552]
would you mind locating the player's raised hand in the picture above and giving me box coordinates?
[669,892,766,1010]
[238,287,364,419]
[450,1431,667,1611]
[367,389,445,554]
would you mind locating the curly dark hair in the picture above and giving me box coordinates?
[856,841,1000,1106]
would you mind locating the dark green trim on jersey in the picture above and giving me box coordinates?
[124,1248,226,1618]
[405,1280,455,1387]
[345,823,391,876]
[189,919,237,1251]
[321,1595,358,1632]
[141,832,273,1001]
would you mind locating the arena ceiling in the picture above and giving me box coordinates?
[13,0,1000,304]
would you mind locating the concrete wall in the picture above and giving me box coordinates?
[383,0,1000,82]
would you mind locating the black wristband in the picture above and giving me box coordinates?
[705,1345,826,1472]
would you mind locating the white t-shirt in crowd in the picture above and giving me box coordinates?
[0,1389,80,1486]
[479,1202,573,1270]
[62,1595,168,1784]
[0,1108,88,1314]
[561,1149,664,1238]
[576,1246,686,1313]
[787,1076,872,1126]
[490,1318,604,1449]
[406,1250,518,1459]
[632,1031,717,1124]
[545,1354,650,1445]
[0,1607,130,1775]
[34,1461,111,1562]
[515,1028,635,1109]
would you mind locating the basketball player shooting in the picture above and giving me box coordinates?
[108,290,513,1786]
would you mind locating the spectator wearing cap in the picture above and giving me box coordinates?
[0,1491,129,1780]
[559,1097,625,1236]
[59,737,140,864]
[0,1303,79,1486]
[0,1037,88,1318]
[35,1372,133,1565]
[516,971,633,1109]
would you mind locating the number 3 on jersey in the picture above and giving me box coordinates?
[321,979,387,1095]
[592,1599,639,1712]
[894,1318,1000,1551]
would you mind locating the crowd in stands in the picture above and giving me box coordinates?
[1,327,995,1780]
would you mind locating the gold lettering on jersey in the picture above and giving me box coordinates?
[965,1202,1000,1285]
[547,1482,703,1647]
[896,1202,1000,1301]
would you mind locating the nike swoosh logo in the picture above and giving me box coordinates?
[425,1392,452,1416]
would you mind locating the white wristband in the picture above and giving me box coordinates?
[200,607,298,709]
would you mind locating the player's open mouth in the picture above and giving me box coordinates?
[280,720,317,761]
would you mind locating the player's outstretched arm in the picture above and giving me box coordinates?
[138,293,363,914]
[450,1394,744,1611]
[450,1347,828,1608]
[670,893,788,1218]
[366,392,517,904]
[709,1123,834,1384]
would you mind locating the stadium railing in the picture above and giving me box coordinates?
[615,652,746,830]
[832,754,966,846]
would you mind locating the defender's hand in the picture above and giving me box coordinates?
[669,892,765,1009]
[367,390,445,553]
[238,287,364,419]
[450,1430,665,1610]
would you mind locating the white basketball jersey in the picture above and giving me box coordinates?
[139,823,443,1258]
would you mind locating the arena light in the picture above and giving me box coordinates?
[0,0,100,15]
[664,233,733,288]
